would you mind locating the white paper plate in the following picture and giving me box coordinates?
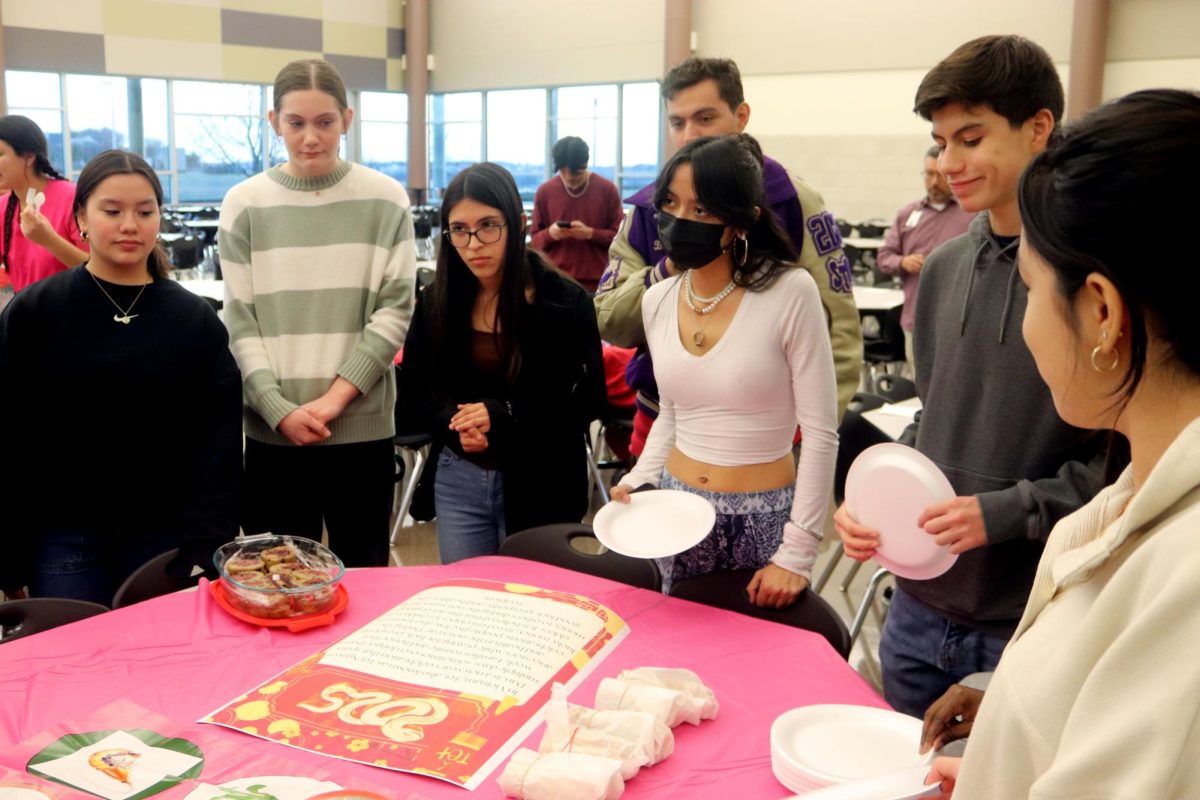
[593,489,716,558]
[786,765,941,799]
[845,444,957,580]
[771,705,929,786]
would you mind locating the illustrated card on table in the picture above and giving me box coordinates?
[26,730,202,800]
[204,579,629,789]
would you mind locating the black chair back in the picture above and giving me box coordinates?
[863,304,906,366]
[667,569,852,660]
[835,408,896,505]
[169,236,203,269]
[111,548,206,609]
[500,524,662,591]
[871,373,917,403]
[847,391,887,414]
[0,598,109,644]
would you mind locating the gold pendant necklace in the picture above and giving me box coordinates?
[88,269,150,324]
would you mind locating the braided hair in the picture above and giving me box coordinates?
[1,115,66,272]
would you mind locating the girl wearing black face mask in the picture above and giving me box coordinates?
[609,134,840,610]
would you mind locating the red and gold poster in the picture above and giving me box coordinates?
[203,579,628,789]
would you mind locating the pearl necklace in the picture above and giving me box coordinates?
[684,271,739,348]
[684,270,737,315]
[561,173,590,198]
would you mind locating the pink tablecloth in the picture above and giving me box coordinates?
[0,557,886,797]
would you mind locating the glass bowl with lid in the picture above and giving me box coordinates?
[213,534,345,620]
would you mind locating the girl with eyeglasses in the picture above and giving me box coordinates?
[0,150,240,603]
[399,163,605,562]
[0,115,89,311]
[610,134,839,607]
[219,59,416,567]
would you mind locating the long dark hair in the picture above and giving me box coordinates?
[652,133,797,290]
[1,115,67,271]
[430,162,535,384]
[1018,89,1200,405]
[74,150,171,280]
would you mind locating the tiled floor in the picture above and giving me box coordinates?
[388,489,893,694]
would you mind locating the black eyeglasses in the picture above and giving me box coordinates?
[443,222,507,248]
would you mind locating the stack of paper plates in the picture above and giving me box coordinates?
[770,705,930,794]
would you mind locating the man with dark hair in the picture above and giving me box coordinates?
[530,136,623,292]
[877,145,974,373]
[835,35,1112,717]
[595,56,861,460]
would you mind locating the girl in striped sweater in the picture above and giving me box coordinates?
[220,59,417,567]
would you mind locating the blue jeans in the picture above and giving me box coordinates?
[34,528,177,606]
[433,449,506,563]
[879,586,1010,718]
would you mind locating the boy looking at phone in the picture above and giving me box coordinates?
[530,136,623,292]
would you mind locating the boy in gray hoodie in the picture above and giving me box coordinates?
[834,35,1113,717]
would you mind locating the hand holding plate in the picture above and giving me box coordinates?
[919,496,987,554]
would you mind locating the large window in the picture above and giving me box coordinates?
[552,85,617,183]
[4,71,661,206]
[426,82,659,203]
[173,81,271,202]
[65,75,130,174]
[486,89,547,203]
[428,92,482,196]
[3,71,66,173]
[359,91,407,184]
[620,82,661,197]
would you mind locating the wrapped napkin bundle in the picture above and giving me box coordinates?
[596,667,719,727]
[498,748,625,800]
[618,668,719,719]
[539,684,674,779]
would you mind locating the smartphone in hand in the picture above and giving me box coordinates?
[556,220,572,228]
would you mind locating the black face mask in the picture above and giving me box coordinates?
[656,211,728,270]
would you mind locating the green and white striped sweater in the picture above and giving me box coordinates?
[220,161,416,446]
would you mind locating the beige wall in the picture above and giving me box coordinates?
[423,0,1198,220]
[0,0,405,88]
[681,0,1198,221]
[427,0,662,92]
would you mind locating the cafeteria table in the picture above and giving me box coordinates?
[852,285,904,313]
[842,236,886,251]
[0,558,888,797]
[862,396,922,440]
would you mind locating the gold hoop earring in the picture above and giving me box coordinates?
[1090,343,1119,372]
[80,230,89,241]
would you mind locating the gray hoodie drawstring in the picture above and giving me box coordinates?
[998,262,1020,344]
[958,237,990,336]
[960,233,1021,341]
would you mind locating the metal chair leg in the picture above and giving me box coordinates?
[585,435,610,505]
[813,541,844,594]
[848,567,892,646]
[839,558,865,592]
[389,445,428,547]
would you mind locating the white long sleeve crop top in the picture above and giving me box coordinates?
[623,267,840,576]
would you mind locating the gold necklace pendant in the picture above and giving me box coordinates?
[88,268,150,324]
[693,330,705,347]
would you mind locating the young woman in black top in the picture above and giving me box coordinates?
[0,150,241,603]
[399,163,605,562]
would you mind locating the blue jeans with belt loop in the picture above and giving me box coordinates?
[433,449,506,563]
[879,585,1010,717]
